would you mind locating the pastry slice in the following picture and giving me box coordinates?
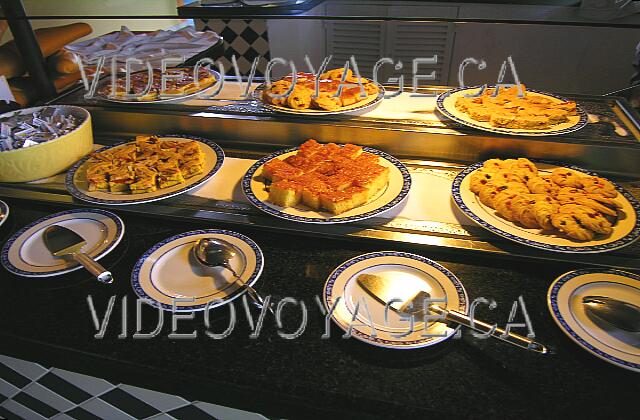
[108,164,134,193]
[130,164,158,194]
[157,160,185,189]
[180,159,204,179]
[86,161,113,191]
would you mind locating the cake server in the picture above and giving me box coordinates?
[583,296,640,333]
[357,274,548,354]
[44,225,113,284]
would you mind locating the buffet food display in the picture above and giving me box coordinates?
[261,139,389,214]
[437,84,588,136]
[97,67,218,102]
[66,134,224,205]
[86,135,205,194]
[258,68,383,114]
[242,139,411,224]
[454,85,578,130]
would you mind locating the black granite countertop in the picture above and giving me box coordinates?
[0,198,638,419]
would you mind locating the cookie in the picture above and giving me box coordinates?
[493,191,521,221]
[550,213,594,241]
[532,200,559,230]
[559,204,613,235]
[555,187,585,204]
[550,168,582,188]
[478,180,528,208]
[580,176,618,198]
[511,194,541,228]
[470,170,494,194]
[482,159,506,173]
[527,175,559,195]
[573,197,618,217]
[491,170,525,185]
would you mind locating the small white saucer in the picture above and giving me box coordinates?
[323,251,468,349]
[548,269,640,372]
[1,209,124,277]
[131,229,264,312]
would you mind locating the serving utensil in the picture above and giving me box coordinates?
[583,296,640,333]
[357,274,548,354]
[194,238,273,314]
[43,225,113,283]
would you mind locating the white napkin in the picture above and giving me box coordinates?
[65,26,221,65]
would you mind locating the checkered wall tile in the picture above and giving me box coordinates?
[196,19,271,77]
[0,354,267,420]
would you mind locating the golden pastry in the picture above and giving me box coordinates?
[550,213,595,241]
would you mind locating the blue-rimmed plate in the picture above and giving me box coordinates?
[1,209,124,278]
[242,146,411,224]
[254,81,385,116]
[548,269,640,372]
[452,161,640,253]
[0,200,8,228]
[66,135,224,206]
[323,251,468,349]
[97,67,222,104]
[436,85,587,136]
[131,229,264,312]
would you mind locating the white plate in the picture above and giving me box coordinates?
[548,269,640,372]
[242,146,411,224]
[97,68,221,104]
[452,161,640,253]
[323,251,468,349]
[131,229,264,312]
[0,200,8,228]
[66,135,225,206]
[253,81,385,116]
[1,209,124,278]
[436,85,588,136]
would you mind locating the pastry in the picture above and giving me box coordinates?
[455,84,578,130]
[262,69,379,111]
[550,213,595,241]
[468,158,625,242]
[262,140,390,215]
[86,135,203,194]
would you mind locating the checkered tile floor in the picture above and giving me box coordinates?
[196,19,271,77]
[0,355,266,419]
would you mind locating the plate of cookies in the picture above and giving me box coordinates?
[437,85,588,136]
[66,134,224,205]
[242,139,411,224]
[452,158,640,253]
[255,68,384,115]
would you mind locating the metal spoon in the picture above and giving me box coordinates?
[583,296,640,333]
[194,238,273,314]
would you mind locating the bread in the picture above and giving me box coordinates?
[48,50,79,74]
[0,23,92,79]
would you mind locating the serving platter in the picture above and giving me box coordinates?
[66,134,224,205]
[1,209,124,278]
[436,85,588,136]
[242,145,411,224]
[131,229,264,312]
[548,269,640,372]
[452,161,640,253]
[253,80,385,116]
[96,67,221,104]
[323,251,468,349]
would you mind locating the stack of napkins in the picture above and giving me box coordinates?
[65,26,221,65]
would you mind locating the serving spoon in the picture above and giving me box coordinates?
[583,296,640,333]
[194,238,273,314]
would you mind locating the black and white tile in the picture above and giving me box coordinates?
[0,354,266,419]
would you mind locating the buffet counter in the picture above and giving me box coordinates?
[1,80,640,418]
[0,199,638,419]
